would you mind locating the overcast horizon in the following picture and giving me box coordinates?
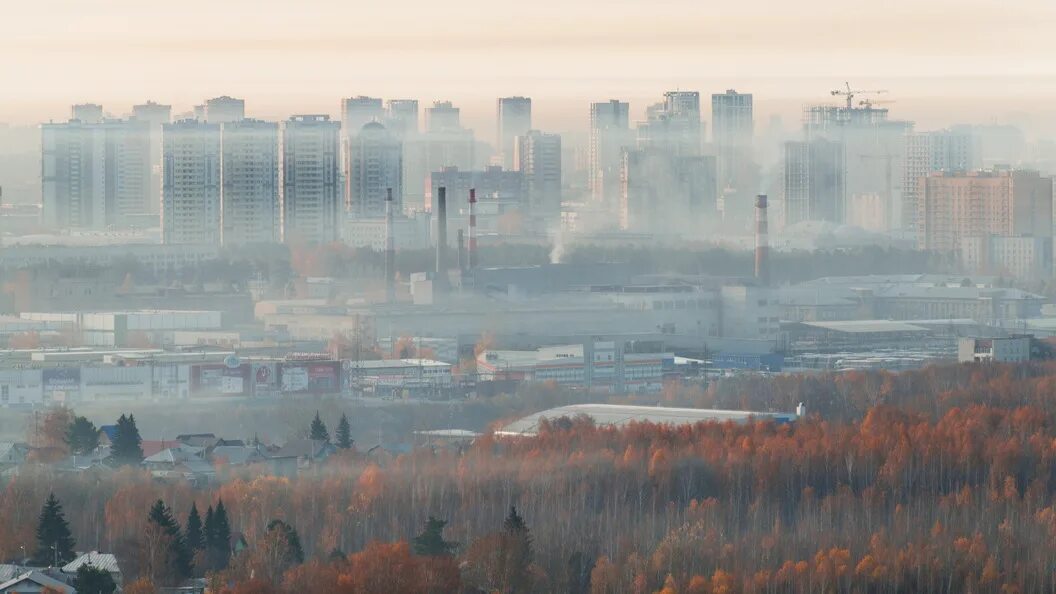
[7,0,1056,135]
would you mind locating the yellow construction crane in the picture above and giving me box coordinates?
[831,81,888,110]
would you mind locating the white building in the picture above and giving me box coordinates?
[958,335,1032,363]
[221,119,280,245]
[162,119,221,244]
[283,115,341,244]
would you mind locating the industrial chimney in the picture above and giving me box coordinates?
[468,188,478,270]
[435,186,449,292]
[754,194,770,286]
[384,188,396,304]
[457,229,466,274]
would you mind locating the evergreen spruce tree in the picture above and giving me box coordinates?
[265,519,304,565]
[309,411,330,442]
[205,499,232,570]
[185,503,204,551]
[72,564,117,594]
[147,499,192,580]
[412,516,457,556]
[65,416,99,455]
[335,413,353,449]
[32,493,76,566]
[109,413,144,465]
[499,506,533,593]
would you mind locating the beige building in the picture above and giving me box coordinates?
[918,170,1053,253]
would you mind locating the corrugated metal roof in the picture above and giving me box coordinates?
[496,404,796,437]
[63,552,121,574]
[799,320,929,334]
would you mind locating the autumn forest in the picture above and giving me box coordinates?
[5,362,1056,593]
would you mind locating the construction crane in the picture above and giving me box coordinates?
[831,81,888,110]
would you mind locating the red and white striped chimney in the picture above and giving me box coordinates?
[755,194,770,286]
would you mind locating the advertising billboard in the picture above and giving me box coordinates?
[279,361,340,394]
[190,364,251,396]
[43,367,81,403]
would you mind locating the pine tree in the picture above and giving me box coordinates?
[147,499,192,580]
[335,413,353,449]
[185,503,204,551]
[65,416,99,455]
[109,413,144,465]
[309,412,330,442]
[32,493,76,566]
[72,564,117,594]
[413,516,457,556]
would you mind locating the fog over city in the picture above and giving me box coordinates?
[4,1,1056,593]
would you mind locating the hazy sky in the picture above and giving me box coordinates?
[6,0,1056,133]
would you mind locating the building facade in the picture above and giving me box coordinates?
[918,170,1053,253]
[346,121,403,218]
[282,115,341,244]
[783,138,846,225]
[589,100,632,207]
[514,130,562,222]
[497,97,532,169]
[902,129,975,230]
[221,119,280,245]
[162,120,221,244]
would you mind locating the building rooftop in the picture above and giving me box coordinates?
[798,320,930,334]
[496,403,797,437]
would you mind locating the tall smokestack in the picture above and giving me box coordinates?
[755,194,770,286]
[457,229,466,274]
[385,188,396,304]
[468,188,478,270]
[435,186,449,291]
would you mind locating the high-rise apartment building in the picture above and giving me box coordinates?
[385,99,419,138]
[589,100,632,206]
[514,130,562,221]
[783,139,845,225]
[131,101,172,216]
[282,115,341,244]
[204,96,245,124]
[162,120,221,244]
[497,97,532,169]
[711,90,755,213]
[426,101,462,133]
[71,104,104,123]
[637,91,702,157]
[902,129,975,230]
[347,121,403,219]
[342,96,384,136]
[619,149,717,234]
[711,90,753,148]
[802,102,912,231]
[918,170,1053,253]
[220,119,280,245]
[42,118,153,230]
